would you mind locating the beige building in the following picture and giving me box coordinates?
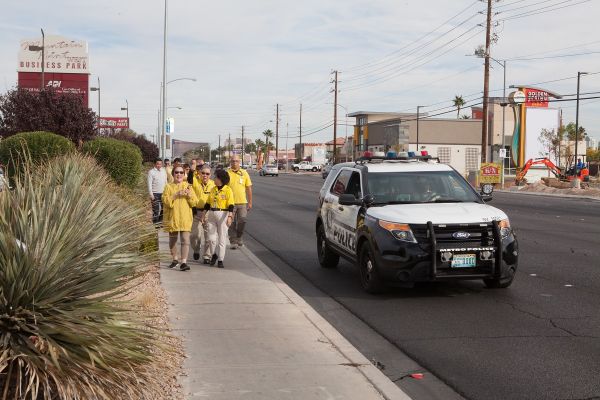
[349,111,484,175]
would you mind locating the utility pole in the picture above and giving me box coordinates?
[228,132,232,161]
[416,106,424,150]
[286,122,289,172]
[481,0,493,163]
[275,104,280,165]
[332,70,339,163]
[41,29,45,90]
[218,134,221,162]
[574,71,588,180]
[241,125,245,165]
[299,103,303,160]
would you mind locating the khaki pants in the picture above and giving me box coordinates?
[207,211,229,262]
[229,204,248,244]
[191,213,211,259]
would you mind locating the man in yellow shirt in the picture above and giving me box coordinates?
[190,165,215,264]
[227,155,252,249]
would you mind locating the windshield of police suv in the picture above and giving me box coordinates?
[367,170,480,204]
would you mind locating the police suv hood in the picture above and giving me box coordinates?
[366,202,508,225]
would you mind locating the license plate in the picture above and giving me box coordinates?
[451,254,476,268]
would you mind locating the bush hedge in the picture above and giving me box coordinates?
[82,137,143,188]
[0,131,75,176]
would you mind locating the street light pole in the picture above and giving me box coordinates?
[574,71,588,182]
[41,29,45,89]
[161,0,168,159]
[121,99,129,127]
[90,77,101,131]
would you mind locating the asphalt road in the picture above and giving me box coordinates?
[243,172,600,400]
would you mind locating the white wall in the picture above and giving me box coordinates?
[409,144,482,176]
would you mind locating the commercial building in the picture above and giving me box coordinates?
[349,111,484,175]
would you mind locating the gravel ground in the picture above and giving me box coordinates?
[519,180,600,197]
[126,265,184,400]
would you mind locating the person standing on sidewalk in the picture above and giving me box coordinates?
[164,158,173,183]
[148,159,167,225]
[162,165,198,271]
[202,169,234,268]
[227,155,252,249]
[190,165,215,263]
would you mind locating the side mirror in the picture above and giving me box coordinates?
[362,194,375,206]
[339,194,361,206]
[480,183,493,202]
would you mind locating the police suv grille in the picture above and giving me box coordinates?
[411,223,494,246]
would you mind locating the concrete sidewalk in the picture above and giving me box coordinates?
[158,231,411,400]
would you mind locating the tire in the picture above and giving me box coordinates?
[293,167,299,172]
[483,265,516,288]
[312,167,317,172]
[358,243,386,294]
[317,224,339,269]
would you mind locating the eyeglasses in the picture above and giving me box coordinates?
[174,171,185,175]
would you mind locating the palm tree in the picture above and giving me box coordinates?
[453,95,465,119]
[263,129,274,162]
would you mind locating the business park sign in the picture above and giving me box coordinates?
[17,34,90,105]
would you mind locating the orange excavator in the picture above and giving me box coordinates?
[515,157,589,186]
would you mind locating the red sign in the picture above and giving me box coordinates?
[524,88,549,108]
[18,72,89,105]
[99,117,129,129]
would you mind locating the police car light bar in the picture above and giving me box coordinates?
[356,150,439,163]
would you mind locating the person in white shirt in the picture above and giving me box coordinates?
[148,158,168,224]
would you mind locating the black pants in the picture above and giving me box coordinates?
[152,192,163,224]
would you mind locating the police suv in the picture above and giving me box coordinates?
[316,154,519,294]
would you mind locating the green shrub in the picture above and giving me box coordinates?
[0,131,75,176]
[0,153,167,399]
[82,137,142,188]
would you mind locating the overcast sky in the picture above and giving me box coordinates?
[1,0,599,148]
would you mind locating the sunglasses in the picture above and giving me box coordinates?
[174,170,185,175]
[201,172,211,176]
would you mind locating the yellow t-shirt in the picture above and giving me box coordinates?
[207,185,235,210]
[162,182,197,232]
[191,178,215,209]
[227,168,252,205]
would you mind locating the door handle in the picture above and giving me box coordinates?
[338,206,344,211]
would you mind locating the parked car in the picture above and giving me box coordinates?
[259,164,279,176]
[322,163,333,179]
[292,161,322,172]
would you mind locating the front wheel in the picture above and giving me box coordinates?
[293,167,299,172]
[483,265,516,288]
[312,167,317,172]
[317,225,339,268]
[359,243,386,294]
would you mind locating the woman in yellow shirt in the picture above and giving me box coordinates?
[162,165,198,271]
[201,169,235,268]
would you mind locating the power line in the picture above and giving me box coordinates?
[498,0,591,21]
[507,50,600,61]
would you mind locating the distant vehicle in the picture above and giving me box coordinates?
[292,161,321,172]
[259,164,279,176]
[322,163,333,179]
[251,163,257,169]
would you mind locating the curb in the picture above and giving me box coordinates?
[496,189,600,201]
[240,246,412,400]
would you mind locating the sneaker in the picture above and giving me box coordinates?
[217,261,224,268]
[168,260,178,269]
[237,240,244,248]
[210,254,218,266]
[193,252,200,261]
[230,243,238,250]
[203,258,210,265]
[180,263,190,271]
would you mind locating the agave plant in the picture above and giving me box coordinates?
[0,153,168,399]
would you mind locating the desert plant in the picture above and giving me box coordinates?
[0,131,75,177]
[0,153,168,399]
[82,137,143,188]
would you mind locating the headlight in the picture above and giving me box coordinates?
[499,218,511,239]
[378,220,417,243]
